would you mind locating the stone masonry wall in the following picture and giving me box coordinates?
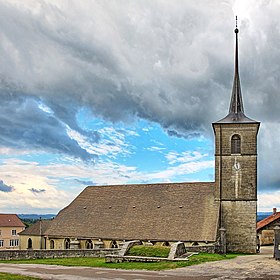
[222,201,257,253]
[0,249,120,260]
[185,245,216,254]
[213,123,259,254]
[213,123,258,200]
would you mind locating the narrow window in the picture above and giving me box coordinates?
[231,134,241,154]
[0,240,3,247]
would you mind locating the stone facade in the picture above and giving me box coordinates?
[259,230,274,245]
[45,238,124,250]
[20,235,46,250]
[213,123,259,253]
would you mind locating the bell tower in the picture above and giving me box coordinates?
[212,17,260,253]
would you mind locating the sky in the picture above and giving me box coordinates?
[0,0,280,214]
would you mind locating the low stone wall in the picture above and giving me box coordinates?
[0,249,120,260]
[118,240,142,256]
[185,245,216,254]
[168,242,186,259]
[105,255,189,263]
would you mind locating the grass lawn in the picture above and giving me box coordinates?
[0,253,238,271]
[0,272,40,280]
[127,245,170,258]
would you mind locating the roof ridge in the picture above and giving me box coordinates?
[257,211,280,230]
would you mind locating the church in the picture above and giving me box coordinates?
[42,23,260,254]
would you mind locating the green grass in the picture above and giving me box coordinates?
[127,245,170,258]
[0,273,40,280]
[0,253,239,271]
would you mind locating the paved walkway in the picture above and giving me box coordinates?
[0,247,279,280]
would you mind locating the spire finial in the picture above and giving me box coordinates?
[235,16,239,33]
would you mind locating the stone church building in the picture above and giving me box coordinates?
[43,25,260,253]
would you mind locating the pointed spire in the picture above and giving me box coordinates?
[214,16,258,124]
[229,16,244,115]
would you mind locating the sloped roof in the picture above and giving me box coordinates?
[45,182,219,242]
[257,212,280,231]
[19,220,53,236]
[0,214,25,227]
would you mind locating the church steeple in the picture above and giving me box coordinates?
[215,16,257,124]
[229,16,244,115]
[212,17,260,254]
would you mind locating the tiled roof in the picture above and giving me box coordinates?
[19,220,53,236]
[257,212,280,231]
[45,182,219,242]
[0,214,25,227]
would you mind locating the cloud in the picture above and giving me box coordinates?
[29,188,46,194]
[0,179,14,192]
[0,160,73,213]
[0,0,280,195]
[147,146,166,152]
[0,1,233,141]
[0,95,97,162]
[258,191,280,212]
[75,179,95,186]
[166,151,207,165]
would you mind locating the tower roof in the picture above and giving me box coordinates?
[215,17,258,124]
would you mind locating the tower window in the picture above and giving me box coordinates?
[231,134,241,154]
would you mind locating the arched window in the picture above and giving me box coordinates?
[231,134,241,154]
[50,240,55,249]
[27,238,32,249]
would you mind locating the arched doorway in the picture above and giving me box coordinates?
[27,238,32,249]
[65,238,70,249]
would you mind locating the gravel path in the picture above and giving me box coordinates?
[0,246,279,280]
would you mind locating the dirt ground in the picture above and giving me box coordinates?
[0,246,279,280]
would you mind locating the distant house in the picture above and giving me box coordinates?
[19,219,52,250]
[257,208,280,245]
[0,214,25,250]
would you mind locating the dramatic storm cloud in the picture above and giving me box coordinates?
[1,0,280,212]
[0,94,96,161]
